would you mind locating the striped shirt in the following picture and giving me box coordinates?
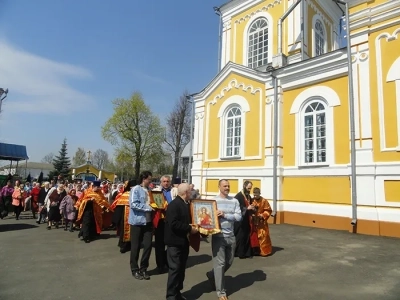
[214,194,242,238]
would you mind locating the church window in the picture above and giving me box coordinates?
[224,106,242,158]
[302,101,327,164]
[247,18,269,69]
[314,19,326,56]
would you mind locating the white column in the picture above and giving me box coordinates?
[353,43,373,163]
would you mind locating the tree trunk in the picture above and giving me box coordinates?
[135,158,141,180]
[172,152,180,179]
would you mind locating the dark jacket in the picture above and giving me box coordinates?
[38,187,50,205]
[164,195,192,247]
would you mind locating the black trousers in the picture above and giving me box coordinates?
[13,205,22,219]
[154,219,168,269]
[130,222,153,272]
[0,196,11,218]
[166,244,189,300]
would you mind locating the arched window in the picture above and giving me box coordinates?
[247,18,269,69]
[303,101,326,164]
[314,19,326,56]
[224,106,242,157]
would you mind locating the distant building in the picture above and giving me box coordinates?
[0,162,53,179]
[72,163,116,182]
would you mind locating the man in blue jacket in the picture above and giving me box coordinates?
[129,170,154,280]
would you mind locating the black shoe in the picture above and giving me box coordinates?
[47,226,51,230]
[84,239,90,243]
[206,271,216,291]
[64,227,68,231]
[141,271,150,280]
[179,295,187,300]
[36,221,40,224]
[132,271,143,280]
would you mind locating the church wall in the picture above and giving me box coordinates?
[229,0,284,66]
[192,0,400,239]
[368,23,400,162]
[202,73,265,169]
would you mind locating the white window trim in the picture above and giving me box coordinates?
[312,14,328,57]
[218,95,250,160]
[290,86,340,167]
[387,56,400,150]
[242,12,273,68]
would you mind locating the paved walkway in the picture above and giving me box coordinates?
[1,212,399,300]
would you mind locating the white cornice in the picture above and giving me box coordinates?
[193,62,269,101]
[349,0,400,32]
[220,0,263,18]
[193,49,348,101]
[278,49,348,89]
[220,0,283,23]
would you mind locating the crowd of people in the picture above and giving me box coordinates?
[0,172,273,300]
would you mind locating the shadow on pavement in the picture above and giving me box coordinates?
[183,269,267,299]
[0,223,38,232]
[271,246,284,255]
[226,270,267,295]
[187,254,212,269]
[96,234,115,240]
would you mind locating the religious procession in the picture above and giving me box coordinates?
[0,170,273,300]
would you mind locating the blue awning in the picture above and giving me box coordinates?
[0,143,29,161]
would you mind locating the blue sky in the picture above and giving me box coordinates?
[0,0,221,162]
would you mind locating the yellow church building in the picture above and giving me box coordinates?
[192,0,400,238]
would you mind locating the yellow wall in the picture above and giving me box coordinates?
[230,1,284,65]
[350,0,388,14]
[282,76,350,166]
[282,176,351,204]
[384,180,400,203]
[369,24,400,162]
[205,179,219,193]
[205,178,238,195]
[243,179,262,193]
[307,0,333,58]
[203,73,265,168]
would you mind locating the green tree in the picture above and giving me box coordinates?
[72,147,86,166]
[164,90,192,179]
[50,138,71,179]
[102,92,165,179]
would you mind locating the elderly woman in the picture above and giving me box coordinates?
[60,189,78,232]
[12,183,27,220]
[45,183,67,230]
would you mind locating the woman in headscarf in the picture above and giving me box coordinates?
[234,180,256,259]
[111,179,137,253]
[45,183,67,230]
[60,189,78,232]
